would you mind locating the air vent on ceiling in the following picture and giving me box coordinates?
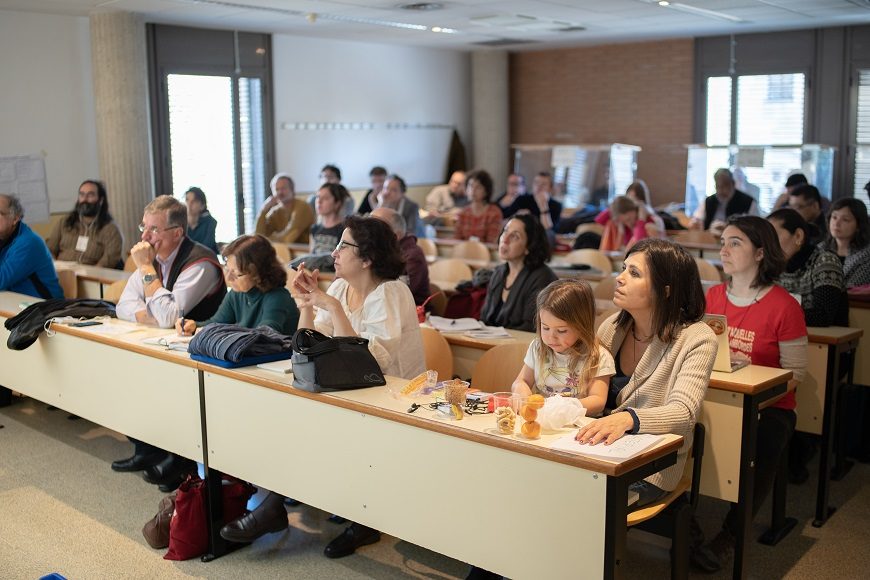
[472,38,540,47]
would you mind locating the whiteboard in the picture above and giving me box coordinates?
[0,154,50,223]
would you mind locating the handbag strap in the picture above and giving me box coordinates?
[291,328,369,356]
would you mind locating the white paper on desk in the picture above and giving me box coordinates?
[257,360,293,374]
[549,433,664,461]
[429,316,482,332]
[464,325,511,338]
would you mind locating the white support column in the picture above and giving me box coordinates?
[90,12,154,254]
[471,50,510,194]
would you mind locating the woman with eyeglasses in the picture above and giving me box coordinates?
[693,216,807,572]
[479,214,557,331]
[174,234,298,336]
[292,215,425,559]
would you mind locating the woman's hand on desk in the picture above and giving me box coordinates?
[575,412,634,445]
[175,318,197,336]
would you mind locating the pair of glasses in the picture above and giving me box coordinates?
[138,224,182,235]
[334,240,359,252]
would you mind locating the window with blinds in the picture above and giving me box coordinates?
[703,73,806,213]
[854,69,870,206]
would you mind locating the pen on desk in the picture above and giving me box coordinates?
[179,309,185,335]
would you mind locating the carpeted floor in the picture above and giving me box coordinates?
[1,396,867,579]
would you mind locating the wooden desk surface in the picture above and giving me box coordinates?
[806,326,864,345]
[432,237,498,250]
[53,261,129,284]
[709,365,792,395]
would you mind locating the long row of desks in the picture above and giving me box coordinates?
[0,291,680,580]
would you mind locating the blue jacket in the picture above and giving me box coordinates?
[0,222,64,299]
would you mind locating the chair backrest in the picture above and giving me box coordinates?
[428,259,473,287]
[471,342,529,393]
[593,275,617,301]
[564,249,613,274]
[594,307,619,331]
[56,269,77,299]
[420,327,454,381]
[417,237,438,258]
[575,222,605,236]
[452,240,491,261]
[427,283,448,317]
[104,279,128,304]
[271,242,292,267]
[694,257,722,282]
[123,254,137,272]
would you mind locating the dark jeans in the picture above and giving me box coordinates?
[724,406,796,533]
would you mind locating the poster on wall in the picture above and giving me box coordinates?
[0,154,49,223]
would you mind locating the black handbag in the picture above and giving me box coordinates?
[290,328,386,392]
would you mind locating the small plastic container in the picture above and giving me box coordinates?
[492,392,522,434]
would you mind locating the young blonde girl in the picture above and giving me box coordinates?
[512,279,614,415]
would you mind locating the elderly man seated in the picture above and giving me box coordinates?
[112,195,225,491]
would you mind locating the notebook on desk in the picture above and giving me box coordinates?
[703,314,750,373]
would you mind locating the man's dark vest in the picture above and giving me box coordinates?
[704,189,754,230]
[156,237,226,321]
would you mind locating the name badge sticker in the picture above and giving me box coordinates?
[76,235,89,252]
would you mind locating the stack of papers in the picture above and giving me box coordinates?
[428,316,482,332]
[549,433,664,461]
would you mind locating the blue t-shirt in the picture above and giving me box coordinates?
[0,222,64,299]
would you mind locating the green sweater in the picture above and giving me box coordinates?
[197,286,298,335]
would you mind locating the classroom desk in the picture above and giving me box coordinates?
[0,293,204,464]
[702,366,792,580]
[668,231,720,258]
[199,364,682,579]
[849,296,870,386]
[433,237,498,260]
[798,326,864,527]
[53,260,129,299]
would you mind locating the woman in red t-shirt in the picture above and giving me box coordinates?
[693,216,807,572]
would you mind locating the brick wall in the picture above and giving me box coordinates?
[510,38,695,205]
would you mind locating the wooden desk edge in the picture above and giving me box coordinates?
[198,362,682,477]
[709,369,793,395]
[52,324,200,370]
[807,327,864,344]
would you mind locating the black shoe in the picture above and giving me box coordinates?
[323,523,381,559]
[143,454,196,485]
[111,452,166,472]
[327,514,347,524]
[158,477,185,493]
[284,498,301,507]
[220,492,289,543]
[789,465,810,485]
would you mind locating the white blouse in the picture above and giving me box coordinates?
[314,278,425,380]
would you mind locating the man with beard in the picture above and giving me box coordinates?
[47,179,123,268]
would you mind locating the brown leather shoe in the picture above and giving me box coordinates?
[219,492,288,543]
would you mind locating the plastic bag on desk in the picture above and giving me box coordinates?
[537,395,586,431]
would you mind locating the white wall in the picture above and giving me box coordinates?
[272,34,471,193]
[0,10,98,221]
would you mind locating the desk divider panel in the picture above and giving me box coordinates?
[795,342,827,435]
[700,388,743,503]
[203,372,607,579]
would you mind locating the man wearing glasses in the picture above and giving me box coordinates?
[116,195,225,328]
[113,195,226,481]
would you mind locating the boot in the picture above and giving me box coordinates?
[220,492,288,543]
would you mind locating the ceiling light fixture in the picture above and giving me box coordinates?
[659,2,746,23]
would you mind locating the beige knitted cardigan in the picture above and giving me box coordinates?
[597,313,717,491]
